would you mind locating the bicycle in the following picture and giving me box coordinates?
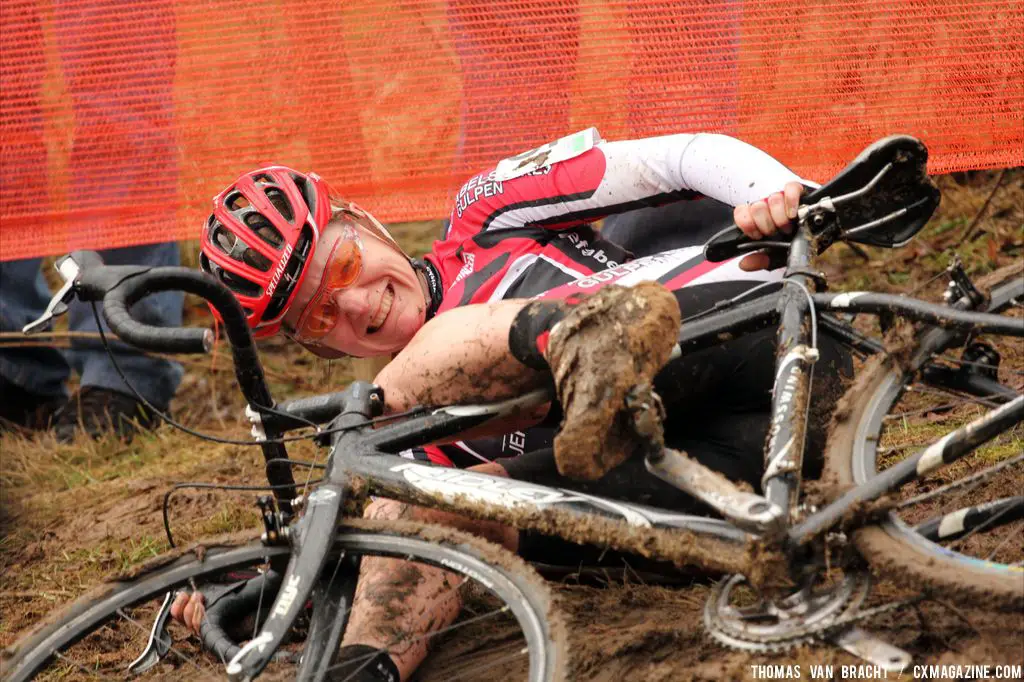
[3,136,1021,681]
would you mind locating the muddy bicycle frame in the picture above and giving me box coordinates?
[42,137,1023,680]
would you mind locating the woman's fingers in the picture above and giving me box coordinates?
[733,203,759,240]
[784,181,803,220]
[170,590,206,636]
[734,182,806,270]
[750,200,775,237]
[736,195,785,239]
[768,192,790,234]
[188,592,205,634]
[170,591,189,622]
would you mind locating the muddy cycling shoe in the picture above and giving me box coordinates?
[53,386,162,444]
[544,282,680,480]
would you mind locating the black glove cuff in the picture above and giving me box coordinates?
[508,300,570,371]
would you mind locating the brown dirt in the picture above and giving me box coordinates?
[2,172,1022,680]
[547,282,681,480]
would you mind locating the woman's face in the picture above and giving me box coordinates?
[282,218,427,358]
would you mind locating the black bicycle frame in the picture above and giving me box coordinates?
[225,265,1022,678]
[50,241,1020,679]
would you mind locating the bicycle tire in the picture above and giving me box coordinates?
[824,264,1024,610]
[3,519,568,682]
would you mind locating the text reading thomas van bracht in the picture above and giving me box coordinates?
[748,664,1022,679]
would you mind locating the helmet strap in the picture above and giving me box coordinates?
[410,258,442,321]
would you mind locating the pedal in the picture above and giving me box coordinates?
[127,591,174,674]
[645,448,784,533]
[829,626,912,672]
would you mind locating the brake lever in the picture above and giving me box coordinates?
[22,257,81,334]
[127,591,175,674]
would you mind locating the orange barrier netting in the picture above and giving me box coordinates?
[2,0,1022,261]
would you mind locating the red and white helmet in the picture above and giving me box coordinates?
[199,166,333,338]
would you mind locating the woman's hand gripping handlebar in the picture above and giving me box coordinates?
[704,135,940,266]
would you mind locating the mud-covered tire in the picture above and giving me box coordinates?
[3,519,569,682]
[824,265,1024,611]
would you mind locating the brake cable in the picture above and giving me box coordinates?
[88,303,425,446]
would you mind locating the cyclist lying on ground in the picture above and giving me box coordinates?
[174,130,852,681]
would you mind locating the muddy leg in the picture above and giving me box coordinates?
[341,461,517,680]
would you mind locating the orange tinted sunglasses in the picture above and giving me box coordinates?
[288,223,364,343]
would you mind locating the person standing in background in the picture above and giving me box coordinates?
[0,0,183,441]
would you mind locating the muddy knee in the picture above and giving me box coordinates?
[363,497,417,522]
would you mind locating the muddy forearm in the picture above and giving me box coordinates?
[374,300,547,413]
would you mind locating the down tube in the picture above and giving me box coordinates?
[345,453,755,575]
[762,226,817,517]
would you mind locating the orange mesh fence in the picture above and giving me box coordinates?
[2,0,1022,261]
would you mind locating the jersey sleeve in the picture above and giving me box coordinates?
[599,133,813,206]
[449,133,811,238]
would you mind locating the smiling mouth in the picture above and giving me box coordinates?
[367,283,394,334]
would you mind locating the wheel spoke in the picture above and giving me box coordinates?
[885,391,1008,420]
[52,651,119,680]
[984,524,1024,562]
[326,605,515,682]
[446,646,532,682]
[948,501,1022,553]
[899,454,1024,509]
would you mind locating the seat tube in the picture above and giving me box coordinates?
[762,223,818,518]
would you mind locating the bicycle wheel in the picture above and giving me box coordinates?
[825,264,1024,609]
[3,520,568,682]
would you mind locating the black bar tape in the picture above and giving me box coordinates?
[98,268,222,354]
[508,300,572,371]
[198,617,241,665]
[104,291,211,353]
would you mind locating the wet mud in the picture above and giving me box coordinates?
[546,282,681,480]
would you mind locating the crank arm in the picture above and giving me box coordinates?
[645,448,784,533]
[829,626,912,672]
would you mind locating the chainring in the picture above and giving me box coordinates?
[704,571,871,652]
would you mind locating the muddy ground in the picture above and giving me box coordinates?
[1,171,1021,680]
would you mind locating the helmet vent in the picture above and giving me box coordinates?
[242,249,272,271]
[291,174,316,212]
[219,270,262,298]
[265,188,295,223]
[213,224,238,253]
[243,213,285,248]
[251,173,274,185]
[224,191,251,212]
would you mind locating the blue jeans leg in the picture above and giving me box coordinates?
[67,242,185,408]
[0,258,72,399]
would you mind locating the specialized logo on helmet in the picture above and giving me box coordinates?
[265,243,294,299]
